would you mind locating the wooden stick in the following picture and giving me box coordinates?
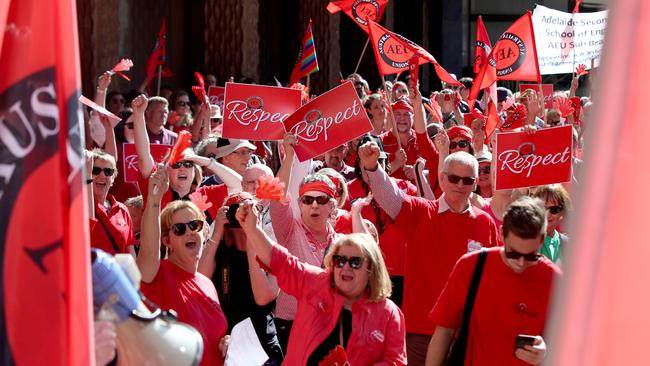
[156,64,162,96]
[306,74,311,94]
[381,75,401,149]
[354,38,370,75]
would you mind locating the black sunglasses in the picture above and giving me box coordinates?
[171,161,193,169]
[504,249,541,262]
[445,173,476,185]
[479,166,491,174]
[546,205,564,215]
[170,220,204,236]
[300,195,330,205]
[92,167,115,176]
[176,101,190,107]
[332,255,365,269]
[449,140,471,150]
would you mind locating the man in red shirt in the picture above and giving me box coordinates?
[359,143,498,364]
[426,196,560,366]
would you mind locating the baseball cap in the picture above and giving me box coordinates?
[356,135,388,159]
[215,138,257,159]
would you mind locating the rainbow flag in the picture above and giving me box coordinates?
[289,19,319,85]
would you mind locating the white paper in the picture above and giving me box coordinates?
[224,318,269,366]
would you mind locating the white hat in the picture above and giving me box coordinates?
[215,138,257,158]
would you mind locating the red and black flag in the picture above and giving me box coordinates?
[367,19,461,85]
[0,0,93,364]
[473,16,492,75]
[326,0,389,31]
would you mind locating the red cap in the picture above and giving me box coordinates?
[447,125,473,141]
[391,98,414,113]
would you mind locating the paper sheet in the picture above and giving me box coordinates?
[224,318,269,366]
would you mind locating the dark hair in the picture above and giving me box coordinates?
[169,90,190,109]
[458,77,473,89]
[352,135,390,235]
[115,108,134,144]
[502,196,547,240]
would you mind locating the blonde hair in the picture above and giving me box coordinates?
[160,200,204,238]
[317,168,349,208]
[91,148,118,178]
[323,233,392,302]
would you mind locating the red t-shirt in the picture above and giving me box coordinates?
[141,260,227,366]
[429,248,561,365]
[380,130,420,181]
[343,178,418,276]
[89,195,135,255]
[395,195,499,335]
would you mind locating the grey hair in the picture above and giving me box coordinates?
[443,151,478,177]
[244,163,273,177]
[195,134,220,157]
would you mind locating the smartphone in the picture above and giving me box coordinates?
[515,335,537,351]
[226,203,241,228]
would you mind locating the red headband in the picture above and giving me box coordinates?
[391,99,414,113]
[447,126,473,141]
[299,181,335,198]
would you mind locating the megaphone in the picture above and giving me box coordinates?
[91,249,203,366]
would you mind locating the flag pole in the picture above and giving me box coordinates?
[306,74,311,94]
[354,38,370,74]
[156,64,162,96]
[381,75,401,149]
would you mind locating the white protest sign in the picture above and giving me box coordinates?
[532,5,608,75]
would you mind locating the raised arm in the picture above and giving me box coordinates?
[183,152,243,194]
[197,205,228,278]
[276,133,296,199]
[190,102,210,144]
[236,201,273,267]
[131,95,155,178]
[136,165,169,283]
[358,141,404,220]
[99,115,117,161]
[350,193,372,235]
[246,240,280,306]
[94,71,112,108]
[433,130,450,175]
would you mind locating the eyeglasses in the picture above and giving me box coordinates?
[546,205,564,215]
[300,195,330,205]
[478,166,491,174]
[445,173,476,185]
[125,122,134,129]
[504,249,541,262]
[171,161,193,169]
[332,255,365,269]
[176,101,190,107]
[92,167,115,176]
[449,140,471,150]
[170,220,204,236]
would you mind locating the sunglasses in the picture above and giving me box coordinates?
[92,167,115,176]
[170,220,204,236]
[171,161,194,169]
[332,255,365,269]
[176,101,190,107]
[449,140,471,150]
[445,173,476,185]
[300,195,330,205]
[504,249,541,262]
[478,166,491,174]
[125,122,134,130]
[546,205,564,215]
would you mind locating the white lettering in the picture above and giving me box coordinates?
[290,100,361,142]
[31,83,59,138]
[498,147,571,177]
[225,100,289,131]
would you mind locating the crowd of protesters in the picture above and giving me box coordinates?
[88,63,584,365]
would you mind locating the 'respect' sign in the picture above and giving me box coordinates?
[283,81,373,162]
[222,83,302,141]
[122,143,170,182]
[494,125,573,190]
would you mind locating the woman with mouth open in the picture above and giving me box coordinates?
[269,133,371,351]
[236,201,407,365]
[137,166,229,366]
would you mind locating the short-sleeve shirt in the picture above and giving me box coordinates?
[89,195,135,255]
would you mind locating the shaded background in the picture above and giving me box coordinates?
[76,0,605,98]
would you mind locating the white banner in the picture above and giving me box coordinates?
[532,5,608,75]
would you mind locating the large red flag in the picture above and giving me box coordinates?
[473,16,492,75]
[546,0,650,364]
[326,0,389,31]
[145,19,166,93]
[0,0,93,365]
[367,19,460,86]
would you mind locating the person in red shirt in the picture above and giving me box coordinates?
[236,199,407,365]
[426,196,560,366]
[87,149,136,256]
[359,142,499,365]
[138,167,228,366]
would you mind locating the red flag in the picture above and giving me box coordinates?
[473,16,492,75]
[547,1,650,363]
[326,0,389,31]
[0,0,93,364]
[572,0,582,13]
[367,19,460,85]
[289,19,319,86]
[145,19,166,92]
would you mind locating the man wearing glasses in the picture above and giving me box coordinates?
[358,146,498,364]
[426,196,560,366]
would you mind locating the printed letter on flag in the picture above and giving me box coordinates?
[494,126,573,190]
[326,0,389,31]
[222,83,302,141]
[0,0,93,364]
[474,16,492,75]
[283,82,373,161]
[367,19,460,86]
